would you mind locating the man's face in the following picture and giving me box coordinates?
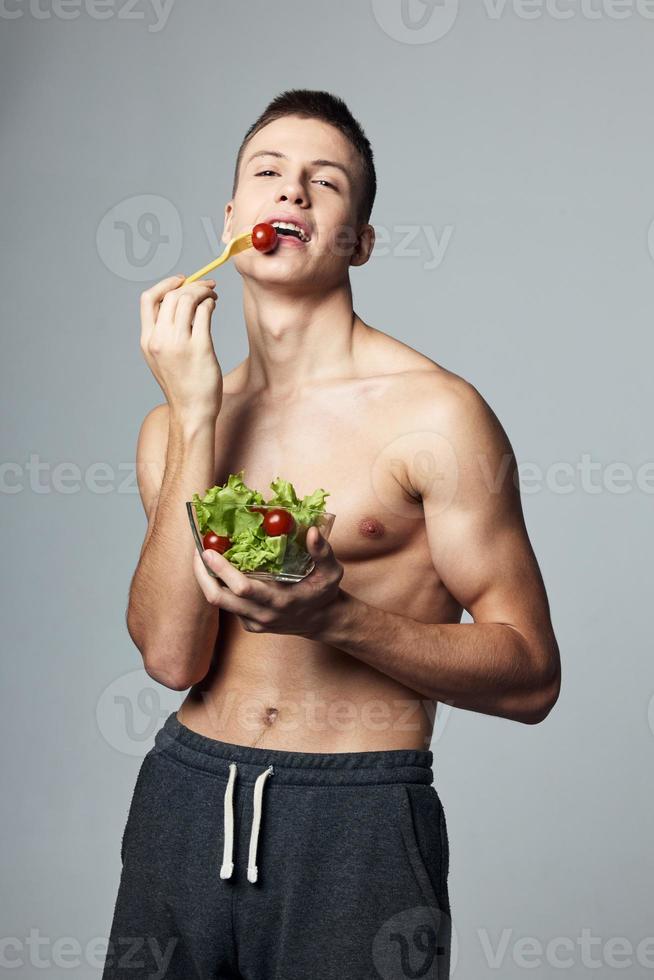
[222,115,374,290]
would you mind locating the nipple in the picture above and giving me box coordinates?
[358,517,386,538]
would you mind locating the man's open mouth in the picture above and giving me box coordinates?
[270,221,311,243]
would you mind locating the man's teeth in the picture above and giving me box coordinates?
[271,221,310,242]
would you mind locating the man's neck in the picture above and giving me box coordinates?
[238,279,368,402]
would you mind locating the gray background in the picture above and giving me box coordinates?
[1,0,652,976]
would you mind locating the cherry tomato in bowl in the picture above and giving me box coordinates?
[262,508,296,537]
[251,223,278,253]
[202,531,231,554]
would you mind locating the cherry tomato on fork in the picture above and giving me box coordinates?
[251,223,278,253]
[202,531,231,554]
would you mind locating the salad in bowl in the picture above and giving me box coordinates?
[187,471,335,583]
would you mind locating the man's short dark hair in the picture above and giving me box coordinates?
[232,89,377,226]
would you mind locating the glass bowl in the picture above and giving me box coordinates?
[186,501,336,583]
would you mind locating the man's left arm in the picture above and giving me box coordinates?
[314,379,562,725]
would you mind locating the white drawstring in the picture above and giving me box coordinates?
[219,762,237,879]
[219,762,274,883]
[247,765,274,883]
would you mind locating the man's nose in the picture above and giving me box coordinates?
[276,177,307,206]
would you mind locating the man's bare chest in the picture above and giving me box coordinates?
[212,383,424,567]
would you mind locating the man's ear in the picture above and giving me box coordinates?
[350,224,376,268]
[222,202,234,245]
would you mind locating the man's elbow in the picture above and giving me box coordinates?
[126,628,193,692]
[519,662,561,725]
[144,660,193,692]
[125,611,194,691]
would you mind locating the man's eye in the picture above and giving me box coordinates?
[255,170,335,189]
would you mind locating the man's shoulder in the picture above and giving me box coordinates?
[382,351,490,433]
[385,354,511,471]
[361,327,477,402]
[401,365,516,507]
[358,327,505,454]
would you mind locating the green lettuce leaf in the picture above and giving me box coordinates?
[266,477,330,527]
[223,526,287,572]
[192,470,265,537]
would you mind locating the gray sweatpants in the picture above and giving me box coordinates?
[102,710,452,979]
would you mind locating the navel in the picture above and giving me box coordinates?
[250,706,280,749]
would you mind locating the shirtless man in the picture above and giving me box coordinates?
[103,90,560,980]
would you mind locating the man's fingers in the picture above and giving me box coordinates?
[140,274,185,340]
[201,549,270,603]
[172,285,218,338]
[140,276,216,345]
[194,551,276,616]
[193,551,233,607]
[161,280,215,323]
[190,295,218,348]
[308,526,332,556]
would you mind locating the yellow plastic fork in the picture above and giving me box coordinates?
[183,230,255,284]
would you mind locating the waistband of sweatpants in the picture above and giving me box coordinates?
[151,710,434,787]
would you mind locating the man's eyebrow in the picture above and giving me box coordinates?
[311,158,351,180]
[246,150,352,181]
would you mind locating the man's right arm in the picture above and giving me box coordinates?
[126,403,220,690]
